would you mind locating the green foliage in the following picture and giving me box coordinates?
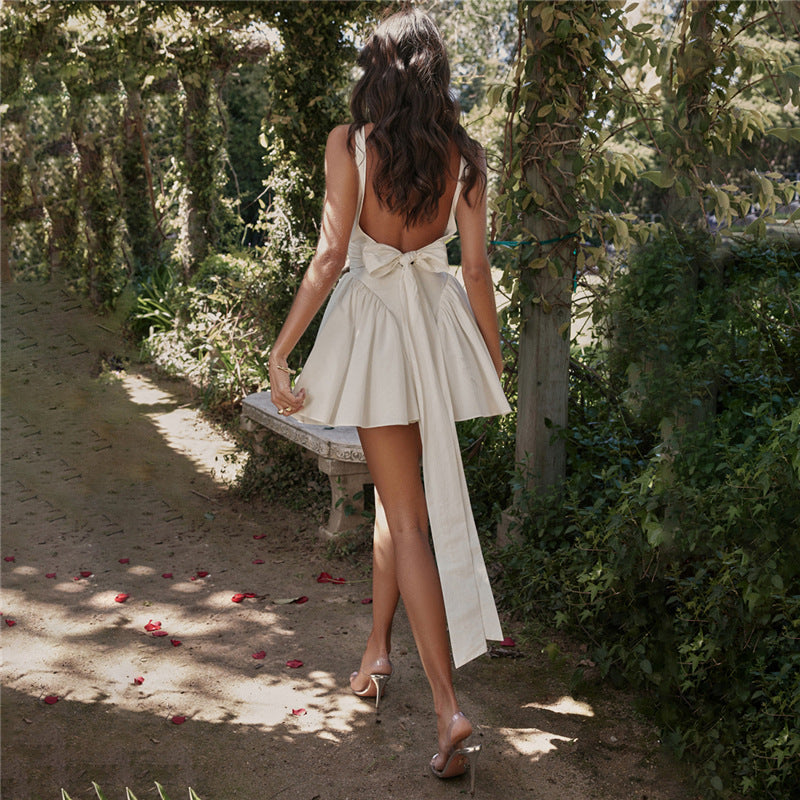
[499,236,800,798]
[235,430,328,523]
[220,59,272,230]
[457,410,517,537]
[61,783,204,800]
[255,1,375,367]
[136,252,273,410]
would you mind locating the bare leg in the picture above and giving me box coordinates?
[350,489,398,689]
[356,424,470,763]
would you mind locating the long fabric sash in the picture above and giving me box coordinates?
[360,240,504,667]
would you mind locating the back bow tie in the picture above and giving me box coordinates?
[362,239,448,279]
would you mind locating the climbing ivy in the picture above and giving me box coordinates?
[254,1,376,366]
[493,0,800,491]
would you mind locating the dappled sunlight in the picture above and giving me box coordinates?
[494,726,576,759]
[9,565,38,578]
[524,696,595,718]
[51,580,90,595]
[125,564,156,577]
[169,581,209,595]
[120,373,245,486]
[1,577,366,738]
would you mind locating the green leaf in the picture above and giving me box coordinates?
[486,83,505,109]
[640,170,675,188]
[155,782,170,800]
[540,4,555,32]
[93,784,108,800]
[766,127,800,144]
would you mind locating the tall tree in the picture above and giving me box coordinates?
[499,1,627,494]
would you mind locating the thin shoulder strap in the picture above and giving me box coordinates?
[353,127,367,230]
[448,156,467,231]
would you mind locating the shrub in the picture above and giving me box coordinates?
[498,234,800,798]
[133,251,276,410]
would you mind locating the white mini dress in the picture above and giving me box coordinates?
[293,127,511,667]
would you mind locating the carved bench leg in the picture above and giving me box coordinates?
[317,456,371,539]
[240,417,270,455]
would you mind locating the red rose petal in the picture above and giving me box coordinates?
[243,592,256,598]
[361,597,373,604]
[316,572,333,583]
[119,558,130,564]
[252,650,266,659]
[45,573,57,579]
[171,715,186,725]
[144,620,162,631]
[4,556,15,562]
[162,573,173,579]
[253,534,267,539]
[152,630,169,637]
[133,676,144,685]
[196,571,209,578]
[190,576,197,581]
[500,636,516,647]
[5,619,17,627]
[291,708,307,716]
[252,559,265,564]
[44,695,59,705]
[170,639,182,647]
[286,659,303,669]
[231,593,245,603]
[114,593,129,603]
[294,596,309,604]
[80,571,93,578]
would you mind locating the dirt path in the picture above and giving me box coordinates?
[1,280,693,800]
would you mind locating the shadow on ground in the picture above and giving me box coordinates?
[1,280,693,800]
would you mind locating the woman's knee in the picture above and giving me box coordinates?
[389,521,430,551]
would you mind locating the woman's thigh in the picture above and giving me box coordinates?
[357,423,427,535]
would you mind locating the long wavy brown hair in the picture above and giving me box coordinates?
[348,7,486,226]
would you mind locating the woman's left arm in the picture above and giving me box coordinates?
[269,125,358,414]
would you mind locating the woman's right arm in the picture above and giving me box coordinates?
[455,153,504,379]
[268,125,358,414]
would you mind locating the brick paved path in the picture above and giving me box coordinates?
[1,281,691,800]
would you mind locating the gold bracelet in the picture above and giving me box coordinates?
[272,364,296,375]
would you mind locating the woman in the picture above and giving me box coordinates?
[268,7,510,791]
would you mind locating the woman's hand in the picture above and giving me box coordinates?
[265,125,356,419]
[268,357,306,417]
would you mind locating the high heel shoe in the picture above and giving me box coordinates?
[430,712,481,795]
[350,658,392,711]
[351,672,391,710]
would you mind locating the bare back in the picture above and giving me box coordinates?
[358,124,462,253]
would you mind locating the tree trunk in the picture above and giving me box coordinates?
[68,86,118,306]
[179,71,215,280]
[513,3,586,495]
[515,267,572,488]
[0,159,18,283]
[121,82,160,282]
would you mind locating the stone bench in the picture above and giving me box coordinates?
[240,391,372,539]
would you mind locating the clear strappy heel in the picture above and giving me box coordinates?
[352,671,391,710]
[350,657,393,711]
[430,712,481,795]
